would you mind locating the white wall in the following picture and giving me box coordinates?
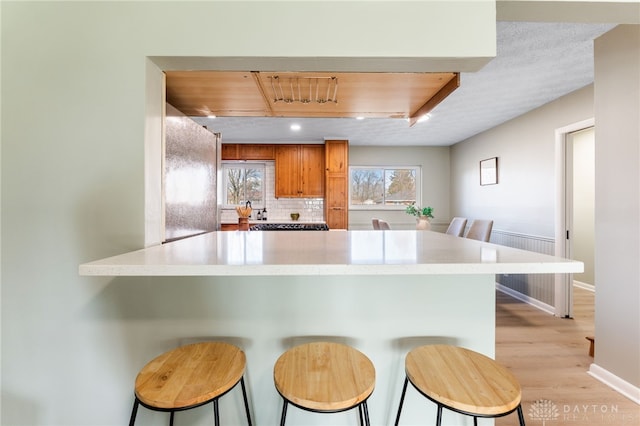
[592,24,640,392]
[348,146,451,230]
[0,2,496,425]
[451,85,595,237]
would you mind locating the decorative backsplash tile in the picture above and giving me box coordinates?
[220,162,324,223]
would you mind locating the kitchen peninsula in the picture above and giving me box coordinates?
[80,230,582,425]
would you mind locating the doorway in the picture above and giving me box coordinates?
[554,119,595,318]
[568,127,595,289]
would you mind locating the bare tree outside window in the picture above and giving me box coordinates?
[223,164,265,207]
[226,168,244,204]
[385,169,416,205]
[244,168,263,203]
[350,166,419,208]
[350,169,384,205]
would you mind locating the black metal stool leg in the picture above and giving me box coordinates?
[394,377,409,426]
[279,399,288,426]
[362,400,371,426]
[213,399,220,426]
[473,416,478,426]
[169,411,175,426]
[517,404,526,425]
[128,398,139,426]
[436,404,443,426]
[240,377,253,426]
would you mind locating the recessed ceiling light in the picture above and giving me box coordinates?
[207,114,216,119]
[290,124,301,131]
[417,114,431,123]
[356,116,365,120]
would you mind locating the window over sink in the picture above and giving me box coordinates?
[222,162,266,208]
[349,166,420,209]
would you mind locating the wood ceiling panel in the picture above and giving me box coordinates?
[166,71,269,117]
[165,71,459,120]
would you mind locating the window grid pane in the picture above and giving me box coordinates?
[226,167,245,205]
[384,168,416,206]
[350,166,419,208]
[223,164,265,207]
[245,168,264,205]
[350,168,384,205]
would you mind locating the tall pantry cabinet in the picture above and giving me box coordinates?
[324,140,349,229]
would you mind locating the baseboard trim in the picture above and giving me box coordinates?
[574,280,595,292]
[496,283,555,315]
[588,363,640,404]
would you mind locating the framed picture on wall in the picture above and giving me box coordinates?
[480,157,498,185]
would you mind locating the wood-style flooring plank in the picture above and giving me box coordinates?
[495,287,639,426]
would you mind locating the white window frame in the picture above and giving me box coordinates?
[221,161,266,209]
[349,165,422,210]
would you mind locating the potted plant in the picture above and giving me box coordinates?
[405,204,434,230]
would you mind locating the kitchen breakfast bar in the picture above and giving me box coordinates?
[80,230,582,426]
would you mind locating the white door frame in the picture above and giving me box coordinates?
[554,118,594,318]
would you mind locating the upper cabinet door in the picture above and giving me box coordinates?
[301,145,325,197]
[275,145,302,197]
[221,144,241,160]
[240,144,275,160]
[275,144,324,198]
[325,139,348,174]
[221,144,275,160]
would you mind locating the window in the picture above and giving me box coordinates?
[222,162,265,207]
[349,166,420,208]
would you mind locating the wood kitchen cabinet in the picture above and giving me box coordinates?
[220,223,239,231]
[275,144,324,198]
[324,140,349,229]
[221,144,275,160]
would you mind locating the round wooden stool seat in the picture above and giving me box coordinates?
[395,345,525,426]
[274,342,375,425]
[129,341,252,426]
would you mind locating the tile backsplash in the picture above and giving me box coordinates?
[220,161,325,223]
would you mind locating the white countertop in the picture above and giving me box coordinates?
[79,230,583,276]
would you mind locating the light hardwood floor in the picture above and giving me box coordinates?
[495,287,639,425]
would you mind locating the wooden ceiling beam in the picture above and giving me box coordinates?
[251,71,275,117]
[408,73,460,127]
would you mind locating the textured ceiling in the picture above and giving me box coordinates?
[191,22,616,147]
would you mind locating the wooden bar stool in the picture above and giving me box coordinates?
[394,345,525,426]
[129,341,252,426]
[273,341,375,425]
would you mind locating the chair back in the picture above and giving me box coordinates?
[445,217,467,237]
[378,220,391,230]
[466,220,493,242]
[371,218,381,230]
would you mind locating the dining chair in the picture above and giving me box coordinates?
[378,220,391,230]
[445,217,467,237]
[465,219,493,242]
[371,218,381,230]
